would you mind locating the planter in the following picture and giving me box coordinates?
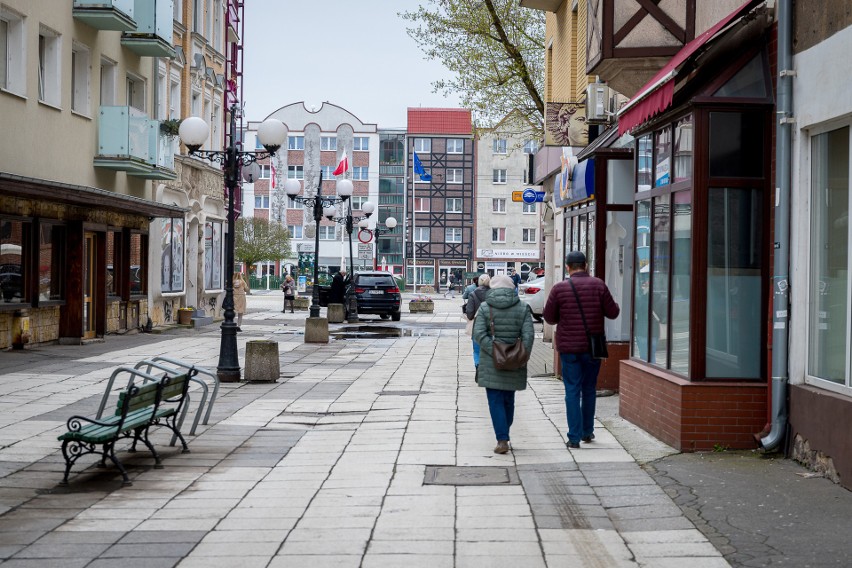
[177,309,193,325]
[293,297,310,310]
[409,301,434,313]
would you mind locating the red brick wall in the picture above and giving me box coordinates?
[620,359,767,451]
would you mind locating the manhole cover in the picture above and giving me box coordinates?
[424,466,520,486]
[377,390,428,396]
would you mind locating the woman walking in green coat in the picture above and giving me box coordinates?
[472,275,535,454]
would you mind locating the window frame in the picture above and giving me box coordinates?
[522,228,537,243]
[491,227,506,243]
[446,198,462,213]
[71,42,91,116]
[414,138,431,154]
[353,136,369,151]
[447,168,463,184]
[492,198,507,213]
[0,6,25,96]
[492,138,508,154]
[352,166,368,181]
[414,227,430,242]
[38,25,61,107]
[321,136,337,151]
[493,169,507,184]
[447,139,464,154]
[288,135,305,150]
[287,165,304,180]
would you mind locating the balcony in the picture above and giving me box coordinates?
[120,0,175,58]
[72,0,136,32]
[586,0,747,96]
[93,106,177,180]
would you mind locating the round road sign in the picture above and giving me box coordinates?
[522,188,537,203]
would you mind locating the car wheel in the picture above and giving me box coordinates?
[380,314,390,320]
[391,311,401,322]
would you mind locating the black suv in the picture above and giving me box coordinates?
[346,272,402,321]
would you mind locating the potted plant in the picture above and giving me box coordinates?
[409,295,434,313]
[177,306,195,325]
[160,118,182,137]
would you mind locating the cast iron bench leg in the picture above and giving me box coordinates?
[105,442,132,486]
[137,427,164,469]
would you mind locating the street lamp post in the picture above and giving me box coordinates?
[325,200,375,322]
[283,174,352,319]
[178,105,287,382]
[358,216,398,270]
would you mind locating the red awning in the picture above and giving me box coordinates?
[617,0,758,135]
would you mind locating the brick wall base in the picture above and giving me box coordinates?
[790,384,852,490]
[619,359,768,451]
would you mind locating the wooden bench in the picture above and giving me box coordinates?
[58,372,193,486]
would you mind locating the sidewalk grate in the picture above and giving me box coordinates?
[424,465,520,486]
[377,390,428,396]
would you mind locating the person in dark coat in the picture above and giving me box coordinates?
[465,273,491,367]
[543,251,620,449]
[472,275,535,455]
[330,270,347,304]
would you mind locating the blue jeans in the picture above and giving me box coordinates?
[486,388,515,442]
[472,340,480,367]
[560,353,601,444]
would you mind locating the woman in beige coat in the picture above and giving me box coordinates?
[232,272,248,330]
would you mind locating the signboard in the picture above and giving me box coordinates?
[358,251,372,260]
[477,248,540,259]
[545,102,589,147]
[512,189,545,203]
[297,242,315,253]
[464,271,484,279]
[358,243,372,253]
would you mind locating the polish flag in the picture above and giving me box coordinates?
[332,150,349,176]
[270,160,276,189]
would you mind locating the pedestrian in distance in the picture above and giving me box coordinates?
[509,268,521,295]
[330,269,347,305]
[462,277,478,301]
[281,274,296,313]
[543,251,620,449]
[444,272,457,298]
[232,271,248,331]
[465,273,491,368]
[472,275,535,455]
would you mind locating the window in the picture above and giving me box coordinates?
[414,138,431,153]
[161,218,185,293]
[126,73,145,111]
[100,58,117,106]
[288,165,304,180]
[413,197,430,212]
[0,218,25,304]
[709,112,763,178]
[193,0,202,31]
[445,228,462,243]
[523,140,539,154]
[174,0,183,22]
[493,138,507,154]
[318,225,336,240]
[674,115,693,183]
[523,202,536,214]
[637,135,653,192]
[447,139,464,153]
[213,0,222,51]
[129,232,147,295]
[447,168,463,184]
[287,225,303,239]
[321,136,337,151]
[414,227,430,242]
[321,165,336,180]
[36,223,64,302]
[106,231,120,297]
[204,220,222,290]
[259,165,271,179]
[0,6,25,95]
[446,198,462,213]
[353,137,369,151]
[288,135,304,150]
[254,195,269,208]
[493,169,507,184]
[169,73,180,119]
[71,43,91,115]
[351,195,368,210]
[654,127,672,187]
[492,228,506,243]
[809,127,851,387]
[522,228,536,243]
[352,166,368,181]
[492,198,506,213]
[38,26,61,106]
[211,103,221,151]
[288,196,304,209]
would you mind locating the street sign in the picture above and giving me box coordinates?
[512,189,545,203]
[358,251,372,260]
[358,243,372,253]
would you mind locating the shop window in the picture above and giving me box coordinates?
[37,223,64,302]
[0,218,25,304]
[604,211,634,343]
[706,187,763,378]
[406,265,434,286]
[106,230,121,297]
[808,127,850,386]
[674,115,693,183]
[654,127,672,187]
[587,211,596,276]
[651,196,671,366]
[204,221,222,290]
[637,136,653,192]
[670,191,692,374]
[633,200,652,361]
[709,112,763,178]
[160,218,184,293]
[129,232,147,296]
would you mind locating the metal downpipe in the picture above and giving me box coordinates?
[760,0,792,451]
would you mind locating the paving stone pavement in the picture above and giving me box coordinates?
[0,294,732,567]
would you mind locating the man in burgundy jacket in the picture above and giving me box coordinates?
[543,251,620,449]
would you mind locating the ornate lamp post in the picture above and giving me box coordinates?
[357,216,398,270]
[283,174,352,319]
[178,105,287,382]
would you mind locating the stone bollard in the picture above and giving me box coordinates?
[244,340,280,382]
[327,303,345,323]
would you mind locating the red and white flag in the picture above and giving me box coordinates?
[332,149,349,176]
[270,160,276,189]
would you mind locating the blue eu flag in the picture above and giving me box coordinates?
[413,152,432,182]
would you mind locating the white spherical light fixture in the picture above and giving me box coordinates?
[284,178,302,196]
[384,216,398,229]
[178,116,209,151]
[337,178,353,198]
[256,118,287,153]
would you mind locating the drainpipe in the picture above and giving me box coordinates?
[760,0,792,451]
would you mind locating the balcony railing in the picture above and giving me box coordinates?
[72,0,136,31]
[121,0,175,58]
[94,106,176,180]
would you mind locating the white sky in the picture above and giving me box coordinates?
[242,1,462,128]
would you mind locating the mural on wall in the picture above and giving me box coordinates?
[545,102,589,147]
[204,221,223,289]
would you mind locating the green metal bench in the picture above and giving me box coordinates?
[58,371,193,486]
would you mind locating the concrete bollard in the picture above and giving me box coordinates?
[327,303,345,323]
[244,340,280,382]
[304,317,329,343]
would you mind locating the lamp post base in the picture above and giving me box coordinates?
[217,368,241,383]
[304,317,329,343]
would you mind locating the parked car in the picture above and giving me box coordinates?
[346,271,402,321]
[519,276,546,321]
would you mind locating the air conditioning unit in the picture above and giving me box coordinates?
[585,83,612,124]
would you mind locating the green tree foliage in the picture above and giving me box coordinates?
[234,217,291,271]
[400,0,545,131]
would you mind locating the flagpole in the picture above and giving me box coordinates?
[412,154,416,295]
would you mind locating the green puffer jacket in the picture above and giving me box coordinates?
[472,287,535,391]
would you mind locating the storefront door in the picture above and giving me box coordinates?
[83,232,96,339]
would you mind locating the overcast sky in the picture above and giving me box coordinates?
[242,1,461,128]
